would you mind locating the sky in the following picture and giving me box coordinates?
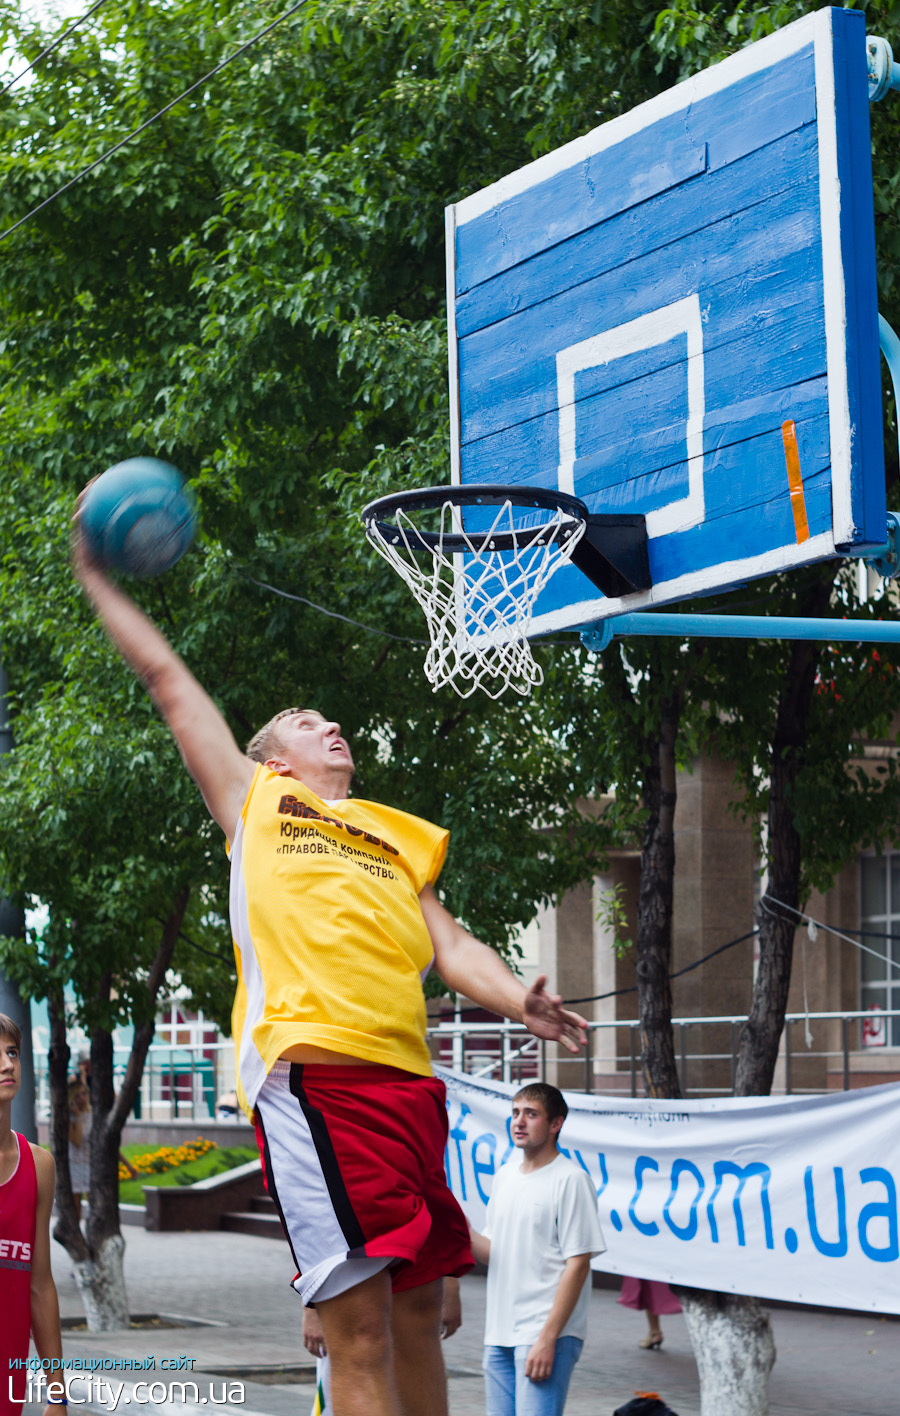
[3,1,100,87]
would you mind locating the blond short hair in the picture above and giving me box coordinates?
[245,707,316,765]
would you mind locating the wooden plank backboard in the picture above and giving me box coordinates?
[446,7,885,631]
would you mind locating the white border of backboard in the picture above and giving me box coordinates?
[447,8,858,630]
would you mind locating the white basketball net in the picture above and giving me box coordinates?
[366,497,586,698]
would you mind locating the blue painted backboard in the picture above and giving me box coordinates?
[446,6,885,633]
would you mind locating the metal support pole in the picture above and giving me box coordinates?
[629,1026,637,1098]
[879,314,900,482]
[582,609,900,652]
[842,1016,850,1092]
[784,1021,792,1096]
[584,1027,592,1095]
[868,36,900,101]
[730,1020,737,1096]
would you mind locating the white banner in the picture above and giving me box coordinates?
[438,1067,900,1315]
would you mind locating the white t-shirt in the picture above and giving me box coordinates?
[483,1151,606,1346]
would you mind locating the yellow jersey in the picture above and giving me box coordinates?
[229,766,449,1112]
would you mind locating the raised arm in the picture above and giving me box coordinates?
[73,504,254,839]
[418,885,587,1053]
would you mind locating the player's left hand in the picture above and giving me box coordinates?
[524,1333,556,1382]
[302,1305,327,1358]
[440,1276,462,1338]
[522,976,588,1053]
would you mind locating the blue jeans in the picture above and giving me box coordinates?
[483,1336,584,1416]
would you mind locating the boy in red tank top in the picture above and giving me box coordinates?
[0,1013,63,1416]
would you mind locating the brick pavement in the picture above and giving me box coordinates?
[23,1226,899,1416]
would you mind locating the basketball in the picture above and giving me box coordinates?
[81,458,197,578]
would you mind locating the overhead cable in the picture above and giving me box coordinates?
[0,0,311,245]
[453,893,900,1022]
[1,0,108,96]
[761,893,900,974]
[245,575,428,645]
[248,571,583,647]
[449,925,760,1017]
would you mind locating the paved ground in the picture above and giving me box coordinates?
[22,1225,899,1416]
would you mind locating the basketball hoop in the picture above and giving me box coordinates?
[362,484,589,698]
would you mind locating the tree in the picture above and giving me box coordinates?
[2,0,897,1380]
[0,558,229,1325]
[634,2,900,1409]
[0,0,665,1325]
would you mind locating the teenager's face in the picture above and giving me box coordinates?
[510,1096,562,1153]
[0,1036,21,1103]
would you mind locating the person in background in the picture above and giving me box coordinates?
[618,1277,682,1350]
[67,1077,91,1222]
[468,1083,605,1416]
[0,1012,65,1416]
[69,1075,137,1220]
[215,1090,239,1121]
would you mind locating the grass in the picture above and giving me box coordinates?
[118,1142,259,1206]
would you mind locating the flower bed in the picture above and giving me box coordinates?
[120,1136,216,1180]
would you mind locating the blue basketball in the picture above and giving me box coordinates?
[82,458,197,578]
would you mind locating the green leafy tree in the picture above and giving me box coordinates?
[0,0,666,1325]
[617,4,900,1410]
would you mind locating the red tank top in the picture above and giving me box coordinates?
[0,1133,37,1416]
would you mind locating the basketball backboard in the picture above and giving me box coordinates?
[446,6,886,634]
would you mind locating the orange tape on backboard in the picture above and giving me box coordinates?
[782,419,810,544]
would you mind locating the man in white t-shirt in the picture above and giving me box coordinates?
[468,1083,606,1416]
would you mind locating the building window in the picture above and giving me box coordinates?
[860,854,900,1047]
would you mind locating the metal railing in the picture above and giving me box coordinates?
[33,1040,237,1123]
[426,1008,900,1097]
[32,1008,900,1114]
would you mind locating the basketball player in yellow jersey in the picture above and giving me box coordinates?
[72,499,588,1416]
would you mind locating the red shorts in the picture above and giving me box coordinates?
[254,1061,473,1305]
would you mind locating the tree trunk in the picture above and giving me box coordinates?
[679,1290,776,1414]
[51,888,190,1330]
[734,579,830,1094]
[71,1233,129,1332]
[48,983,89,1262]
[636,688,682,1099]
[678,577,833,1413]
[626,654,783,1414]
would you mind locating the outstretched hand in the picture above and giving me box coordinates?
[522,975,588,1054]
[70,482,104,584]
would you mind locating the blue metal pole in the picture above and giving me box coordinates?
[581,612,900,652]
[868,36,900,101]
[881,314,900,474]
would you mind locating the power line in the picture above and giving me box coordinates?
[1,0,108,96]
[244,576,429,645]
[249,571,589,649]
[565,926,761,1006]
[447,926,760,1017]
[762,893,900,975]
[0,0,311,245]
